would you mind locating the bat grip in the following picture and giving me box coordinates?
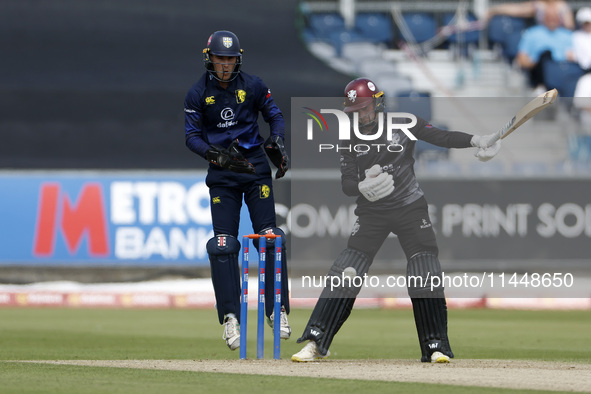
[494,125,508,142]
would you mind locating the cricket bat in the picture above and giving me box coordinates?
[495,88,558,142]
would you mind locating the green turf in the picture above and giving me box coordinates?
[336,308,591,361]
[0,307,588,393]
[0,362,555,394]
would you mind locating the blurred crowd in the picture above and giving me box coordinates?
[485,1,591,160]
[487,1,589,93]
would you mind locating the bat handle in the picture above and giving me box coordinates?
[490,130,502,144]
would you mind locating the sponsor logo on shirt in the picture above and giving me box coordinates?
[217,107,238,128]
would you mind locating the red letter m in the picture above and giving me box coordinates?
[34,183,109,257]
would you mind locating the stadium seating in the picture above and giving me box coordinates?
[374,74,413,97]
[393,90,432,120]
[357,58,398,78]
[355,12,394,46]
[328,29,366,57]
[442,11,480,46]
[393,90,448,162]
[487,15,527,62]
[542,59,585,98]
[307,12,346,41]
[304,12,387,57]
[399,12,437,43]
[342,41,384,68]
[488,15,526,44]
[501,31,523,63]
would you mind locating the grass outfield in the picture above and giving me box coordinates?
[0,307,589,393]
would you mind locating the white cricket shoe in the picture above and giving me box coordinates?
[431,351,450,363]
[268,306,291,339]
[291,340,330,362]
[222,316,240,351]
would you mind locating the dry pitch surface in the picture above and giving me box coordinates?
[26,359,591,392]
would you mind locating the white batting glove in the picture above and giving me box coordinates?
[358,165,394,202]
[471,132,500,149]
[475,140,501,162]
[364,164,382,178]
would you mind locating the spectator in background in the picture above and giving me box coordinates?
[573,7,591,71]
[486,0,575,30]
[572,8,591,159]
[572,73,591,159]
[515,6,574,91]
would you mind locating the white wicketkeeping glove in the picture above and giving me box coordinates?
[475,140,501,162]
[358,164,394,202]
[470,132,500,149]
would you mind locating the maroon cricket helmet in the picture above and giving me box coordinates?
[343,78,385,113]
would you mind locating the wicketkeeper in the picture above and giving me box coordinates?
[292,77,500,363]
[184,30,291,351]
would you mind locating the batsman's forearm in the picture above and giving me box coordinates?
[341,178,361,197]
[417,127,473,149]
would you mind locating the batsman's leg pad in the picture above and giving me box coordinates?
[407,251,444,299]
[254,227,290,317]
[407,252,454,361]
[207,235,241,325]
[297,248,371,356]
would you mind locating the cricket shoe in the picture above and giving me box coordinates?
[430,351,450,363]
[267,306,291,339]
[291,340,330,362]
[222,316,240,351]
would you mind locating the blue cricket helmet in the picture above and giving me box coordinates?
[203,30,243,82]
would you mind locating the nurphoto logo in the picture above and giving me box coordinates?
[304,107,418,153]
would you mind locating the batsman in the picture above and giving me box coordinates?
[292,78,501,363]
[184,30,291,351]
